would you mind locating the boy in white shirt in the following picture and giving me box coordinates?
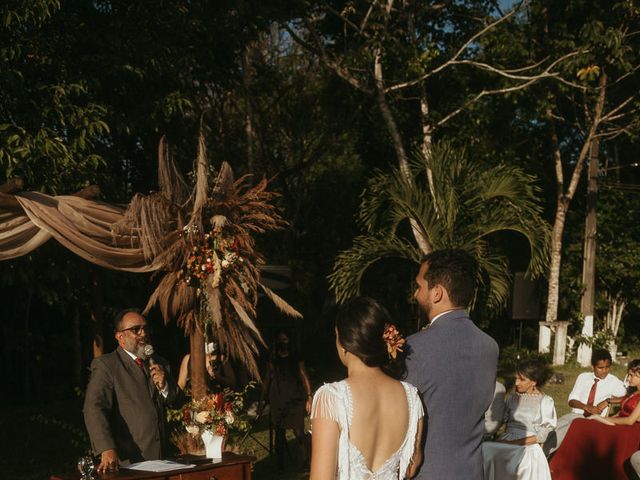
[543,349,626,456]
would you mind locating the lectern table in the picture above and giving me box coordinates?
[50,453,254,480]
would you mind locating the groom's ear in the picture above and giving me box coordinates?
[432,284,444,303]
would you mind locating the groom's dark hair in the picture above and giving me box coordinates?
[420,249,477,308]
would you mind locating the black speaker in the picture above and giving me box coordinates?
[511,272,541,320]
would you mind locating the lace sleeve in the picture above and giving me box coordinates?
[311,384,340,423]
[533,395,557,443]
[400,384,424,478]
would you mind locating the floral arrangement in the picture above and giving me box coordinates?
[179,384,254,439]
[179,222,242,293]
[383,323,405,359]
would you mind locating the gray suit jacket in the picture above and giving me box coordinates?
[83,347,181,462]
[405,310,498,480]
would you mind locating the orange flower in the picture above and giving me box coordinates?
[383,323,405,359]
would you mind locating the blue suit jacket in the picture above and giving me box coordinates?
[405,310,498,480]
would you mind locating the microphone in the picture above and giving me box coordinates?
[143,344,156,366]
[143,344,165,391]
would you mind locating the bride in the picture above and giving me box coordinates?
[310,297,424,480]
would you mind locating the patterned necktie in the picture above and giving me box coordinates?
[584,377,600,416]
[134,357,144,371]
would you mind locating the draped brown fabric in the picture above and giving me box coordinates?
[0,135,301,384]
[0,191,160,272]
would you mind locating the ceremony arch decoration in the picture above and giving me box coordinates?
[0,134,301,399]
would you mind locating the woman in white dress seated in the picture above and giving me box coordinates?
[310,297,424,480]
[482,358,557,480]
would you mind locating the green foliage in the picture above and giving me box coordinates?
[0,1,110,192]
[330,142,550,313]
[560,182,640,338]
[573,328,615,351]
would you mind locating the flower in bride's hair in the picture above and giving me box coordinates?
[383,323,405,359]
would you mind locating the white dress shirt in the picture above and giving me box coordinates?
[568,371,626,415]
[429,308,464,326]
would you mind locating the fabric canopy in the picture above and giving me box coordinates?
[0,191,161,272]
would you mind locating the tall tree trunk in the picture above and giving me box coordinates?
[542,73,607,358]
[577,139,600,366]
[242,45,256,176]
[190,325,206,400]
[420,92,439,216]
[373,49,431,254]
[542,201,568,352]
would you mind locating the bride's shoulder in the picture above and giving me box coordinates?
[400,380,420,396]
[314,380,349,398]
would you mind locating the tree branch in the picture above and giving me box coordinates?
[285,23,372,94]
[435,78,539,127]
[600,93,637,123]
[546,109,564,194]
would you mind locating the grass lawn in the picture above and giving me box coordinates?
[6,354,637,480]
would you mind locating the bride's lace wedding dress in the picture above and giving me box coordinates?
[311,380,423,479]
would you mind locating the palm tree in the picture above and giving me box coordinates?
[329,142,550,313]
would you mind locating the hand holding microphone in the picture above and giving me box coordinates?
[144,344,166,390]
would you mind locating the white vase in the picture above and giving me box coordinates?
[201,430,224,459]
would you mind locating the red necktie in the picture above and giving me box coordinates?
[584,377,599,416]
[134,357,144,371]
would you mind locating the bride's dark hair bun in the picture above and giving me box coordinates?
[336,297,406,379]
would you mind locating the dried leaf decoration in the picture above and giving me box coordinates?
[112,133,299,379]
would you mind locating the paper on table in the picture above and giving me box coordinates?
[126,460,196,472]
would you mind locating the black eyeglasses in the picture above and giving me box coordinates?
[118,324,151,335]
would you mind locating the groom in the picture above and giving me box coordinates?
[406,249,498,480]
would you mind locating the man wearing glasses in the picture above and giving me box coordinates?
[83,308,181,474]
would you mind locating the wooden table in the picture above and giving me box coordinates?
[50,453,254,480]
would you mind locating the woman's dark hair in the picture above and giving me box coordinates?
[627,359,640,395]
[336,297,406,379]
[516,358,553,387]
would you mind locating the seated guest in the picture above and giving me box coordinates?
[484,381,507,439]
[83,309,182,474]
[549,359,640,480]
[177,341,236,392]
[544,348,626,455]
[482,359,557,480]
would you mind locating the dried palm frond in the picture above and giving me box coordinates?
[130,132,300,381]
[157,136,189,206]
[259,283,303,318]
